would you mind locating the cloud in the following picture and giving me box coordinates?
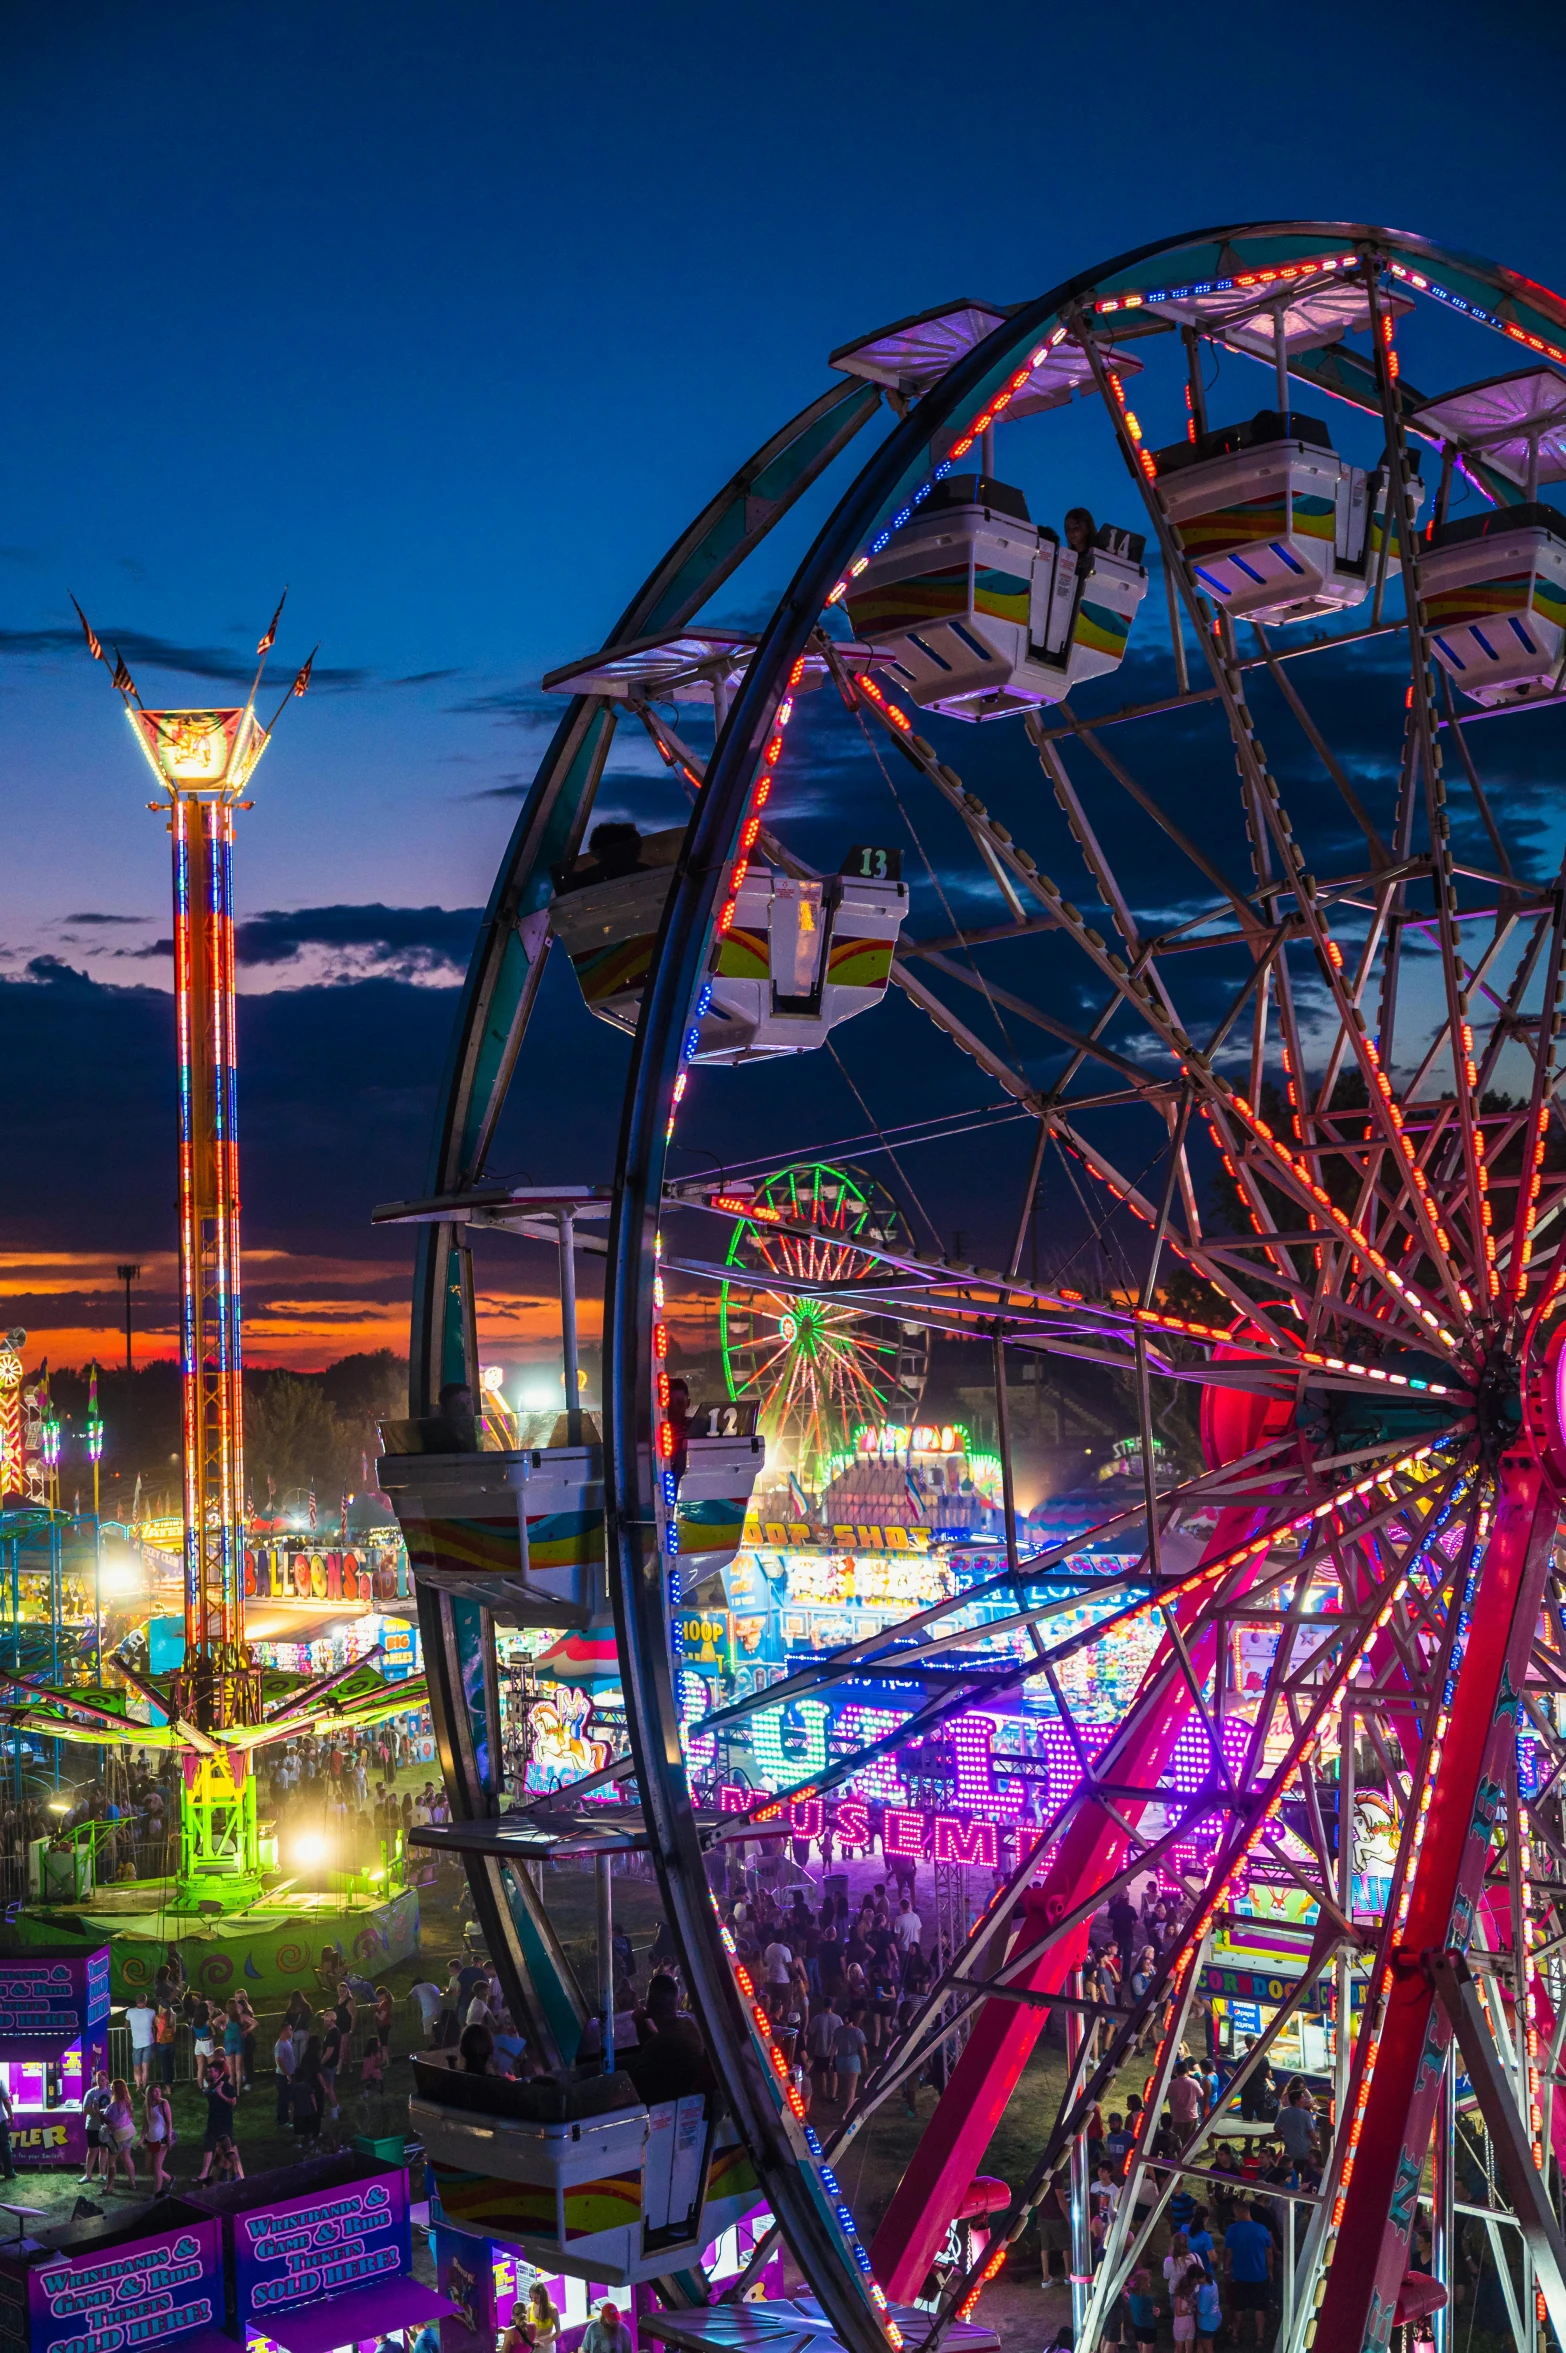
[23,954,95,989]
[0,621,373,692]
[61,911,150,926]
[445,681,560,726]
[464,773,536,802]
[232,902,483,985]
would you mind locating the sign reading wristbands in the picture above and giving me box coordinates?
[231,2170,410,2333]
[22,2221,224,2353]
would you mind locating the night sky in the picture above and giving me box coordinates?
[4,2,1566,1378]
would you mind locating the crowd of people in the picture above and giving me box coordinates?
[715,1871,949,2117]
[260,1717,445,1877]
[1046,2065,1315,2349]
[93,1941,402,2188]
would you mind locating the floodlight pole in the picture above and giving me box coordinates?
[115,1265,141,1375]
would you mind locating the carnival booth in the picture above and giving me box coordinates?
[0,2196,231,2353]
[189,2151,453,2353]
[1203,1916,1355,2084]
[431,2207,782,2353]
[0,1947,109,2168]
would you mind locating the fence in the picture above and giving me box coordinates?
[105,1995,429,2090]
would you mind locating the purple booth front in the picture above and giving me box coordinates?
[0,1946,110,2168]
[188,2152,453,2353]
[0,2195,233,2353]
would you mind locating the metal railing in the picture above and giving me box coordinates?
[103,1996,429,2091]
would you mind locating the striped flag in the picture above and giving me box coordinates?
[257,590,287,657]
[111,648,136,698]
[292,648,316,697]
[71,597,103,662]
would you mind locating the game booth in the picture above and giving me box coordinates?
[0,2155,454,2353]
[188,2151,452,2353]
[0,1947,109,2168]
[0,2195,233,2353]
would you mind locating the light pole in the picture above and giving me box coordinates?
[87,1363,104,1682]
[115,1267,141,1376]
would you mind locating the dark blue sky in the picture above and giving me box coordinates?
[3,1,1565,1368]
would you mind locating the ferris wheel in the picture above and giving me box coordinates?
[719,1161,928,1492]
[388,223,1566,2353]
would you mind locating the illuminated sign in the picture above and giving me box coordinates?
[715,1787,1000,1868]
[855,1424,965,1458]
[382,1621,419,1681]
[676,1610,731,1675]
[24,2218,224,2353]
[740,1516,935,1553]
[0,1952,109,2042]
[230,2165,411,2331]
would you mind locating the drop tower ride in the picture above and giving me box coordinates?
[77,601,313,1907]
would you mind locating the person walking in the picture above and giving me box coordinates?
[196,2056,238,2183]
[223,2002,246,2090]
[125,1995,156,2092]
[291,2038,324,2146]
[410,1975,444,2047]
[235,1991,257,2090]
[78,2069,111,2187]
[1275,2083,1317,2169]
[832,2007,867,2112]
[105,2078,138,2191]
[522,2284,560,2353]
[580,2303,632,2353]
[1171,2264,1198,2347]
[1223,2202,1273,2345]
[141,2084,173,2194]
[190,1998,215,2091]
[807,2002,841,2104]
[318,2010,343,2129]
[273,2017,298,2125]
[154,2003,178,2088]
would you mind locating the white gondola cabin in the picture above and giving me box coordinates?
[376,1414,763,1611]
[550,837,907,1063]
[375,1422,607,1624]
[1418,505,1566,706]
[842,475,1148,720]
[1408,368,1566,706]
[413,2057,762,2286]
[1153,410,1422,625]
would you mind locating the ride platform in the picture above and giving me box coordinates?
[11,1881,420,2003]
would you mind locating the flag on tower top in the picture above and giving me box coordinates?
[111,648,137,699]
[257,590,286,658]
[292,648,316,697]
[71,597,103,663]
